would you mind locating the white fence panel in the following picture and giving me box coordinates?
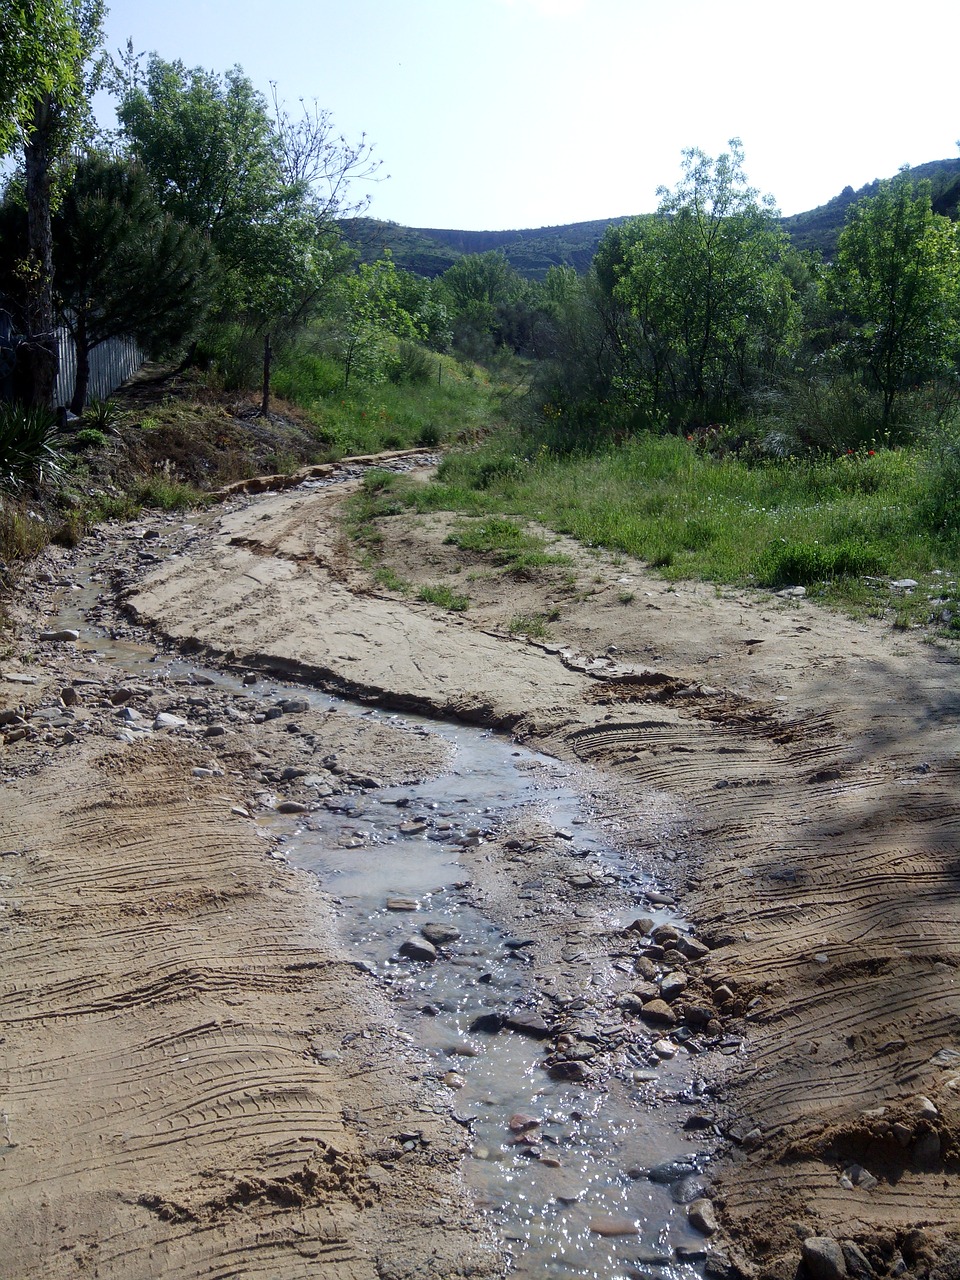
[52,329,144,408]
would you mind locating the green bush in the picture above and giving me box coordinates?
[84,398,121,431]
[72,427,108,451]
[388,341,434,386]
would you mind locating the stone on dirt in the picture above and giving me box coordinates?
[688,1198,717,1235]
[640,999,676,1026]
[802,1237,848,1280]
[505,1011,552,1039]
[154,712,187,730]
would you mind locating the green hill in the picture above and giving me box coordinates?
[781,158,960,257]
[341,215,633,280]
[343,158,960,279]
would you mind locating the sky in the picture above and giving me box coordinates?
[96,0,960,232]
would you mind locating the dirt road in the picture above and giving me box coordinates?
[3,466,959,1279]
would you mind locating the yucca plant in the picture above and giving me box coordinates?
[85,398,121,432]
[0,402,65,491]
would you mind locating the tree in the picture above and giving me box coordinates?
[116,56,376,409]
[440,251,525,358]
[0,155,213,410]
[117,58,291,310]
[328,255,422,386]
[823,171,960,421]
[607,140,799,423]
[52,156,212,411]
[0,0,105,405]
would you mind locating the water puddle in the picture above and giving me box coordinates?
[272,715,715,1280]
[49,556,720,1280]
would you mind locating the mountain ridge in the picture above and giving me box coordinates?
[343,157,960,279]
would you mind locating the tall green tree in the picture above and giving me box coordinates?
[329,255,422,386]
[0,0,105,405]
[116,56,375,408]
[51,156,212,411]
[117,58,285,308]
[606,140,799,423]
[823,171,960,421]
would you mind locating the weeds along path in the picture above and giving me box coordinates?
[127,481,960,1276]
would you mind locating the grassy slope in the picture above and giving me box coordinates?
[353,432,960,636]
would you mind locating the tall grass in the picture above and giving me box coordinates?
[394,430,960,624]
[270,341,495,456]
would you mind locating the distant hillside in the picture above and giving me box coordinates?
[781,158,960,257]
[341,215,633,280]
[343,158,960,280]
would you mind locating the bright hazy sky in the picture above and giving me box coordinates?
[98,0,960,231]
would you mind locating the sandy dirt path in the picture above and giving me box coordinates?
[0,540,501,1279]
[3,466,959,1280]
[126,481,960,1278]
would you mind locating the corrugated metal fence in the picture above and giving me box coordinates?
[53,329,144,408]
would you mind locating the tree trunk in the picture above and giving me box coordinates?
[70,314,89,415]
[22,95,58,407]
[260,332,272,417]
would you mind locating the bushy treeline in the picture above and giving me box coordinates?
[518,141,960,470]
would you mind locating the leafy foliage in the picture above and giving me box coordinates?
[821,172,960,421]
[600,140,800,425]
[116,56,359,336]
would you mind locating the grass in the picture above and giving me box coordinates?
[374,566,411,594]
[443,515,572,577]
[133,475,204,511]
[393,429,960,632]
[508,612,553,638]
[0,497,51,579]
[272,348,496,457]
[417,583,469,611]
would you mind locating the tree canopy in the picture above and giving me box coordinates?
[823,171,960,420]
[599,140,800,423]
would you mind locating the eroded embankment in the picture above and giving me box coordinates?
[124,482,960,1278]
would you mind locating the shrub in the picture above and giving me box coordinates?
[72,427,109,451]
[388,341,434,386]
[0,402,64,491]
[84,398,121,431]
